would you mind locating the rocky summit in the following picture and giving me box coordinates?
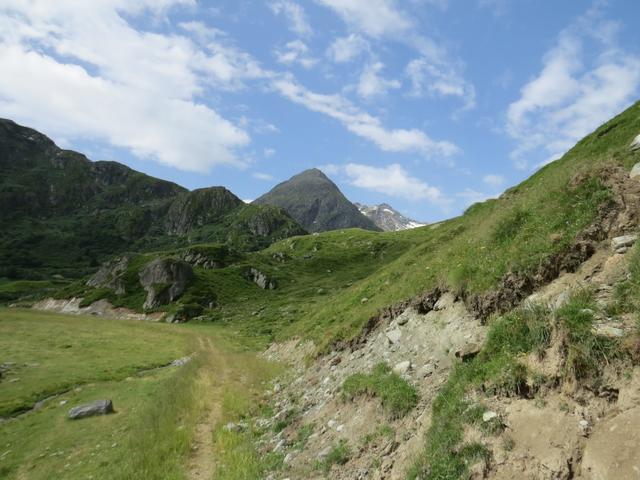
[355,203,427,231]
[254,168,380,233]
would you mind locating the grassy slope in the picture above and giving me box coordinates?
[0,309,280,480]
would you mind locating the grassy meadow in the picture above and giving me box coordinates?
[0,309,280,480]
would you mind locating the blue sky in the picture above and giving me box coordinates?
[1,0,640,222]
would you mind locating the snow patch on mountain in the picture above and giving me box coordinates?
[355,203,427,231]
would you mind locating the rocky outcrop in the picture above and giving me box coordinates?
[244,267,277,290]
[33,297,166,321]
[164,187,242,235]
[630,134,640,150]
[138,258,193,309]
[86,253,138,294]
[68,399,114,420]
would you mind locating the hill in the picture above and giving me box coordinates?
[253,168,380,233]
[0,119,305,281]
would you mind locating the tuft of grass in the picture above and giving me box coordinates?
[557,290,624,382]
[342,363,419,419]
[294,423,315,450]
[318,439,351,473]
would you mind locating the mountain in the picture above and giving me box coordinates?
[253,168,380,233]
[0,118,305,279]
[355,203,426,231]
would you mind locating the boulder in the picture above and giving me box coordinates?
[86,254,137,294]
[630,162,640,178]
[244,268,276,290]
[68,399,114,420]
[138,258,193,309]
[386,327,402,344]
[631,134,640,151]
[393,360,412,375]
[611,234,637,252]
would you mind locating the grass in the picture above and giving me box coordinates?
[342,362,419,419]
[0,309,191,417]
[318,439,351,473]
[0,308,282,480]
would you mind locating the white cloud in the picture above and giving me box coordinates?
[263,148,276,158]
[482,174,506,187]
[326,34,368,63]
[0,1,268,173]
[315,0,412,38]
[272,78,459,157]
[357,62,401,98]
[333,163,446,204]
[269,0,312,37]
[456,188,494,208]
[253,172,275,181]
[406,57,476,108]
[274,40,318,69]
[507,7,640,168]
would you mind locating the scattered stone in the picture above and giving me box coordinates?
[68,400,114,420]
[360,297,369,304]
[554,291,571,309]
[327,419,337,429]
[330,356,342,367]
[244,267,276,290]
[273,439,286,452]
[611,234,637,252]
[382,441,399,456]
[317,446,332,461]
[284,452,295,464]
[59,400,67,406]
[419,363,435,378]
[593,324,625,338]
[170,356,192,367]
[393,361,412,375]
[454,343,481,362]
[386,328,402,344]
[336,424,345,433]
[482,411,498,422]
[396,314,409,326]
[630,135,640,151]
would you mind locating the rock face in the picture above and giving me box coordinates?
[164,187,242,235]
[254,168,380,233]
[86,254,138,294]
[244,267,276,290]
[138,258,193,309]
[355,203,426,231]
[68,399,114,420]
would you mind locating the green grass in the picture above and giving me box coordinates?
[318,439,351,473]
[342,363,419,419]
[0,309,191,417]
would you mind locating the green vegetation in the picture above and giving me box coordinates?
[342,363,419,419]
[0,309,281,480]
[317,439,351,473]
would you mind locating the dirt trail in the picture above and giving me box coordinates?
[186,336,231,480]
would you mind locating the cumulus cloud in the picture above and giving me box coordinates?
[507,6,640,169]
[269,0,312,37]
[405,57,476,108]
[263,148,276,158]
[315,0,412,38]
[327,163,446,204]
[0,0,263,173]
[357,62,401,98]
[326,34,369,63]
[272,78,459,157]
[274,40,318,69]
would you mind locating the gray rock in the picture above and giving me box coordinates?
[554,291,571,309]
[611,234,637,251]
[482,411,498,422]
[68,399,114,420]
[170,356,192,367]
[224,422,242,432]
[630,162,640,178]
[386,328,402,344]
[393,361,412,375]
[454,343,481,362]
[138,258,193,309]
[244,267,276,290]
[419,363,435,378]
[593,324,625,338]
[317,446,332,461]
[86,254,137,294]
[631,135,640,151]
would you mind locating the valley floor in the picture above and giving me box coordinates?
[0,309,280,480]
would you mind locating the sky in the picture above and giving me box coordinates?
[1,0,640,222]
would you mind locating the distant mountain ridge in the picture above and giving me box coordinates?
[0,118,305,279]
[254,168,380,233]
[355,203,427,231]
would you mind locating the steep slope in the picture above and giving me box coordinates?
[254,168,380,233]
[0,119,305,280]
[355,202,427,231]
